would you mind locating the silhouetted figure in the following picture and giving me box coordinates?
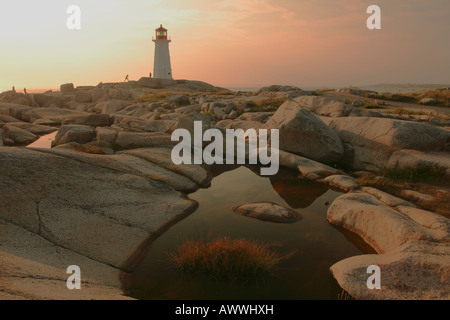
[24,88,27,94]
[124,75,129,82]
[12,86,16,93]
[149,72,152,78]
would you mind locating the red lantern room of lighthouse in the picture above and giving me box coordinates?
[156,24,168,40]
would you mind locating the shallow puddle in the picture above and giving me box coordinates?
[26,131,57,149]
[129,165,375,300]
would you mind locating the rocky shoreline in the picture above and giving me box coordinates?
[0,79,449,299]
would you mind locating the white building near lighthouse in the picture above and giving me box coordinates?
[153,25,173,80]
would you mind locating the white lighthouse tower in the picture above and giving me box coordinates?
[153,25,173,80]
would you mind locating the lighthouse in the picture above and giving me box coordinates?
[153,25,173,80]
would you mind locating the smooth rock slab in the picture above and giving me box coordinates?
[62,114,110,127]
[2,124,37,145]
[264,100,344,164]
[278,150,341,180]
[401,190,436,203]
[54,125,96,146]
[115,132,175,150]
[0,220,131,300]
[327,193,449,254]
[0,147,197,271]
[320,174,359,192]
[360,187,415,208]
[330,241,450,300]
[121,147,211,187]
[231,202,302,223]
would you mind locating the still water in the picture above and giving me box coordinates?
[129,165,375,300]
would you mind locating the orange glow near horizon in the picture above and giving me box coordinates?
[1,0,449,92]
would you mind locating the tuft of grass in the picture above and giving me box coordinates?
[386,108,429,116]
[386,164,447,184]
[246,98,287,112]
[134,92,174,103]
[365,93,419,104]
[358,103,385,110]
[337,289,358,300]
[315,88,336,93]
[72,144,106,154]
[355,165,449,218]
[365,90,450,108]
[171,237,282,280]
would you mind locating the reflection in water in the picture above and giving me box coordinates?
[26,131,57,149]
[271,178,327,209]
[129,165,373,300]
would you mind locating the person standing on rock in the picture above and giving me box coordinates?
[124,75,129,82]
[149,72,152,78]
[23,88,27,94]
[12,86,16,93]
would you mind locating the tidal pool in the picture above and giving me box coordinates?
[128,165,375,300]
[26,131,57,149]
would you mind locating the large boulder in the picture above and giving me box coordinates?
[330,241,450,300]
[216,120,264,131]
[60,83,75,93]
[292,96,381,118]
[319,174,358,192]
[62,114,110,127]
[74,90,92,103]
[91,87,130,103]
[176,112,212,137]
[231,201,302,223]
[323,117,450,172]
[5,122,56,135]
[237,112,274,123]
[0,114,21,123]
[387,149,450,175]
[0,91,35,107]
[115,132,175,150]
[264,100,344,163]
[0,102,32,121]
[327,192,448,254]
[22,108,85,124]
[95,100,131,114]
[32,93,54,107]
[278,150,341,180]
[2,124,37,145]
[0,147,197,298]
[54,125,96,146]
[95,127,118,147]
[121,148,211,187]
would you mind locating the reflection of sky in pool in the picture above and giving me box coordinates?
[129,165,375,300]
[26,131,57,149]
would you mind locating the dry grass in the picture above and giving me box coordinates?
[171,237,282,280]
[366,90,450,107]
[134,92,176,103]
[355,165,450,218]
[72,144,106,154]
[315,88,336,93]
[337,289,358,300]
[246,98,288,112]
[419,90,450,107]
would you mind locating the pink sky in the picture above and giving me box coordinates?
[1,0,449,91]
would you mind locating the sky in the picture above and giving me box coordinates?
[1,0,449,91]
